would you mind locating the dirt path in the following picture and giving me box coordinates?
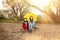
[0,23,60,40]
[23,24,60,40]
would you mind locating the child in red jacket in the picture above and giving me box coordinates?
[22,18,29,31]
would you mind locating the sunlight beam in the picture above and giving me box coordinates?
[25,0,51,15]
[26,0,50,10]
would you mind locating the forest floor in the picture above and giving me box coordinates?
[0,23,60,40]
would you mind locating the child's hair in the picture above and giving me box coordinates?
[24,18,27,21]
[24,18,27,19]
[30,16,33,20]
[30,16,33,22]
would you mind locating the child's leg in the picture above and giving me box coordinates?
[22,25,25,31]
[29,23,33,32]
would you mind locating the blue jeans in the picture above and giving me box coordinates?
[29,21,35,31]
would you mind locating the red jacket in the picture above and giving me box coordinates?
[22,22,28,30]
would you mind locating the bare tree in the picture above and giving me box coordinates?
[23,0,60,23]
[3,0,30,21]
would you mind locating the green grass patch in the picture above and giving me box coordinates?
[0,19,17,23]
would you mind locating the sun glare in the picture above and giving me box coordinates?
[27,0,50,9]
[26,0,51,15]
[39,0,50,6]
